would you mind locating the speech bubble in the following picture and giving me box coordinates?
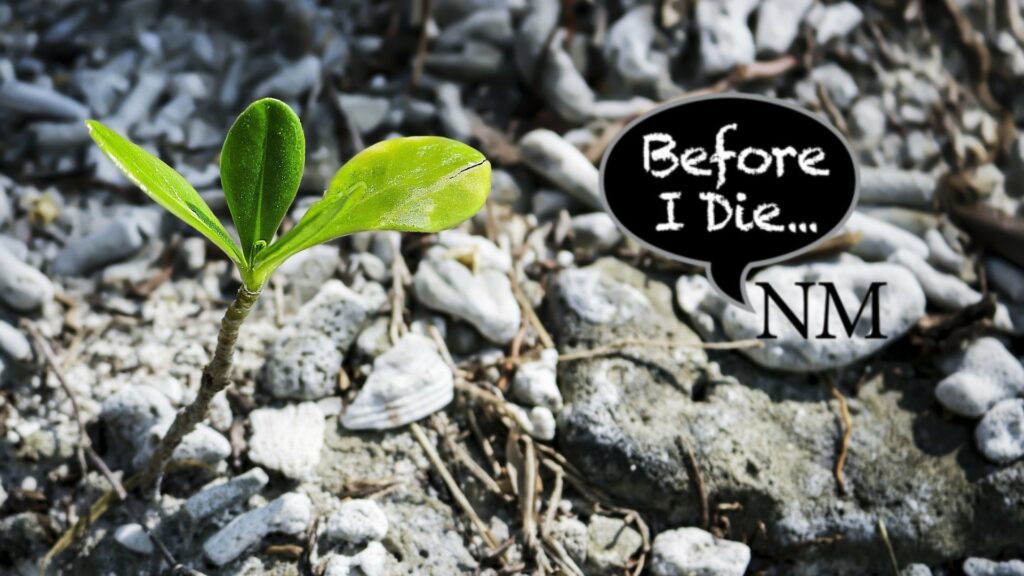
[599,94,859,310]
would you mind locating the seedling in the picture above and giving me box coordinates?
[86,97,491,486]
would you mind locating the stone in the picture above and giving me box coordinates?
[342,333,453,430]
[604,6,666,89]
[693,261,925,372]
[936,337,1024,418]
[436,82,472,142]
[100,385,174,468]
[925,228,965,274]
[508,404,556,441]
[556,264,652,326]
[114,524,153,555]
[134,423,230,469]
[184,467,270,521]
[846,211,929,261]
[0,78,89,120]
[203,492,312,566]
[697,0,756,75]
[849,96,886,148]
[903,565,933,576]
[806,1,863,44]
[1008,135,1024,197]
[282,280,384,352]
[0,243,55,311]
[975,399,1024,464]
[253,55,321,99]
[548,516,588,566]
[0,320,32,363]
[435,230,512,272]
[860,167,936,207]
[248,403,325,480]
[586,515,642,576]
[414,257,520,344]
[890,249,982,311]
[322,542,389,576]
[571,212,622,253]
[337,93,389,135]
[519,129,601,209]
[52,220,147,276]
[325,499,389,543]
[513,348,562,411]
[437,9,513,49]
[650,527,751,576]
[264,333,342,400]
[755,0,813,55]
[986,258,1024,302]
[964,558,1024,576]
[811,64,859,108]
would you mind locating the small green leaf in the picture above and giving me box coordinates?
[220,98,305,263]
[86,120,245,266]
[253,136,490,284]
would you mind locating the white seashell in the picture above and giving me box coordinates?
[342,333,454,430]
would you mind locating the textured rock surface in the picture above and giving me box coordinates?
[248,403,325,480]
[650,527,750,576]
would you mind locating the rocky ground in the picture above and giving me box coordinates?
[0,0,1023,575]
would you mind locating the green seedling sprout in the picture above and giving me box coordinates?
[86,97,490,489]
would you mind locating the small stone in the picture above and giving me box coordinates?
[436,83,472,142]
[964,558,1024,576]
[437,9,513,49]
[414,257,520,344]
[810,64,859,108]
[337,93,389,135]
[902,564,933,576]
[513,348,562,411]
[890,249,982,311]
[248,403,325,480]
[0,243,55,311]
[975,399,1024,464]
[0,78,89,120]
[548,517,588,566]
[806,1,863,44]
[264,333,341,401]
[650,527,751,576]
[184,467,270,521]
[519,129,601,209]
[860,167,936,207]
[849,97,886,148]
[935,337,1024,418]
[134,423,230,469]
[114,523,153,555]
[697,0,756,75]
[924,228,965,274]
[279,280,384,353]
[586,515,643,576]
[755,0,813,55]
[325,499,389,543]
[986,258,1024,302]
[254,55,321,99]
[604,6,667,89]
[846,211,929,261]
[52,220,146,276]
[323,542,389,576]
[435,230,512,272]
[203,492,312,566]
[0,320,32,363]
[571,212,622,253]
[100,385,174,468]
[558,266,651,326]
[508,404,557,441]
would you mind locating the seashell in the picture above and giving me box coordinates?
[342,333,454,430]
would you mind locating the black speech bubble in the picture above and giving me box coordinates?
[599,94,859,310]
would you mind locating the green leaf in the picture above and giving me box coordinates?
[252,136,490,284]
[85,120,245,266]
[220,98,305,262]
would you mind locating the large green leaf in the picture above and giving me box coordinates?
[220,98,305,262]
[252,136,490,284]
[86,120,245,266]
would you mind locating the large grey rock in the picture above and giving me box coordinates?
[552,258,1024,569]
[935,338,1024,418]
[0,243,55,311]
[202,492,312,566]
[976,399,1024,464]
[650,527,751,576]
[248,403,325,480]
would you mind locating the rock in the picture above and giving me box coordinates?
[975,399,1024,464]
[414,257,520,344]
[513,348,562,411]
[890,249,982,310]
[253,55,321,99]
[52,220,147,276]
[697,0,756,75]
[325,499,389,543]
[0,78,89,119]
[184,467,270,521]
[964,558,1024,576]
[342,333,453,430]
[903,565,933,576]
[936,337,1024,418]
[248,403,325,480]
[650,528,750,576]
[264,333,342,400]
[986,258,1024,302]
[203,492,312,566]
[925,228,965,274]
[810,64,860,108]
[571,212,622,253]
[604,6,667,89]
[755,0,813,55]
[437,9,513,49]
[0,320,31,362]
[283,280,384,352]
[435,229,512,272]
[554,258,1024,568]
[436,83,472,142]
[849,96,886,148]
[114,524,153,555]
[806,1,863,44]
[322,542,389,576]
[860,167,936,207]
[337,93,389,135]
[508,404,556,441]
[693,261,925,372]
[100,385,174,468]
[0,243,55,311]
[846,211,929,261]
[134,423,230,469]
[556,264,652,326]
[519,129,601,209]
[548,516,588,566]
[585,515,642,576]
[1008,136,1024,197]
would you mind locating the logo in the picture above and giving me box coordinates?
[599,94,860,311]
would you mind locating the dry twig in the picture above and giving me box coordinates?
[675,436,709,530]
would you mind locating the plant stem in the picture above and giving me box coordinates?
[138,285,261,486]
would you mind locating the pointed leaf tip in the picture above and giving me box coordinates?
[220,98,306,262]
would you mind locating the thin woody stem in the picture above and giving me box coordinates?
[138,286,261,486]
